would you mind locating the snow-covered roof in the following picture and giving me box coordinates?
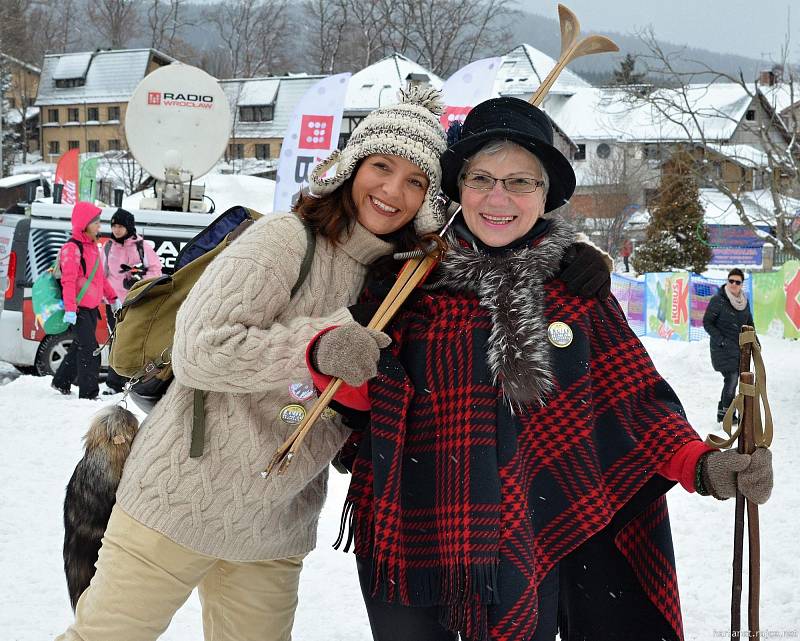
[495,44,590,98]
[36,49,174,106]
[221,75,325,139]
[700,188,781,226]
[3,106,39,125]
[705,143,769,169]
[548,83,755,143]
[759,83,799,115]
[0,173,42,188]
[344,54,444,113]
[0,52,41,74]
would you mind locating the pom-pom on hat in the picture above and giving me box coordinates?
[309,86,448,234]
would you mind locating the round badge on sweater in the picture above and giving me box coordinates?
[279,404,306,425]
[547,321,573,348]
[289,382,315,402]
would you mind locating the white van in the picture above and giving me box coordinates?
[0,202,210,375]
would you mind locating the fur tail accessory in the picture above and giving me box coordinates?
[63,404,139,610]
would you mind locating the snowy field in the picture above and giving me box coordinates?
[0,335,797,640]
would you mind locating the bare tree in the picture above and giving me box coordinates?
[379,0,513,77]
[28,0,82,56]
[302,0,348,74]
[627,28,800,259]
[147,0,193,56]
[205,0,288,78]
[88,0,141,49]
[573,145,651,254]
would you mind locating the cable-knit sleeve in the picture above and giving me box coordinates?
[171,216,353,393]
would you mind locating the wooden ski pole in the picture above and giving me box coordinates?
[264,3,618,477]
[730,325,753,640]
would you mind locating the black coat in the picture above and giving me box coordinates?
[702,286,753,373]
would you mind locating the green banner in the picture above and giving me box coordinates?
[782,261,800,340]
[752,270,785,335]
[78,157,99,202]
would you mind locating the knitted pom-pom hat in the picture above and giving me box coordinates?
[308,86,448,234]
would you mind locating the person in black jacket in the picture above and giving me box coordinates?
[702,268,754,422]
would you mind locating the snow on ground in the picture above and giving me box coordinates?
[0,335,798,640]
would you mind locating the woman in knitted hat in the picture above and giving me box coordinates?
[56,87,451,641]
[309,97,774,641]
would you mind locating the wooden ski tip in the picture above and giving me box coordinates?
[558,4,580,56]
[572,35,619,59]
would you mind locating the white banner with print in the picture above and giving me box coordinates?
[439,57,502,132]
[272,73,351,214]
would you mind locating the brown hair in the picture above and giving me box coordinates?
[293,167,426,253]
[728,268,745,281]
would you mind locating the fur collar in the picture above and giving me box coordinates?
[431,216,576,408]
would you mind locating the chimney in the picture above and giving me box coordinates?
[759,70,773,86]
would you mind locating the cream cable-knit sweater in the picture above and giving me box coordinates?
[116,212,393,561]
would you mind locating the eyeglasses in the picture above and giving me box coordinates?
[462,172,545,194]
[728,279,743,285]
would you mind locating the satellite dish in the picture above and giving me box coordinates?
[125,64,231,183]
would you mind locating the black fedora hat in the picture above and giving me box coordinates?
[441,97,576,212]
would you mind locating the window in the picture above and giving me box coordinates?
[87,107,99,121]
[107,106,120,121]
[48,108,60,123]
[228,143,244,159]
[55,78,85,88]
[88,140,100,153]
[745,109,756,121]
[108,139,121,151]
[574,144,586,161]
[596,143,611,159]
[67,108,79,122]
[643,144,662,160]
[68,140,80,150]
[48,140,60,155]
[239,105,274,122]
[255,144,271,160]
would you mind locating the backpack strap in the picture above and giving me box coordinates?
[189,216,317,459]
[69,238,86,275]
[135,239,146,269]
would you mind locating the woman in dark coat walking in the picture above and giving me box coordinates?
[702,268,754,422]
[309,98,773,641]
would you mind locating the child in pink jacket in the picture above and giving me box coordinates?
[51,201,119,399]
[101,208,162,392]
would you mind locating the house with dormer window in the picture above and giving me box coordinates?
[35,48,174,161]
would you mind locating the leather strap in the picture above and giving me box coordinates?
[188,216,316,458]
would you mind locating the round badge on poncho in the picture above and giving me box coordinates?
[279,404,306,425]
[547,321,573,348]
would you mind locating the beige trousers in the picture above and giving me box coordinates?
[56,506,305,641]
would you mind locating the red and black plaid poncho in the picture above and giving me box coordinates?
[339,218,701,641]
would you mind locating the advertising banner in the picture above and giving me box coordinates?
[79,157,99,202]
[645,272,690,341]
[781,261,800,339]
[54,148,80,205]
[439,57,501,130]
[272,73,351,214]
[707,224,770,265]
[752,270,785,336]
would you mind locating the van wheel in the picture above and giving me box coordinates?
[35,332,74,377]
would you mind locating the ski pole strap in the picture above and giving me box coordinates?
[190,389,205,458]
[705,331,773,450]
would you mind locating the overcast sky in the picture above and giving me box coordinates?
[526,0,797,63]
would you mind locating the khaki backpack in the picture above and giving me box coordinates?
[109,206,315,457]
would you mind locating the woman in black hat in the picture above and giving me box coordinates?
[310,97,773,641]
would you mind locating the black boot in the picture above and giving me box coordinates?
[716,402,725,423]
